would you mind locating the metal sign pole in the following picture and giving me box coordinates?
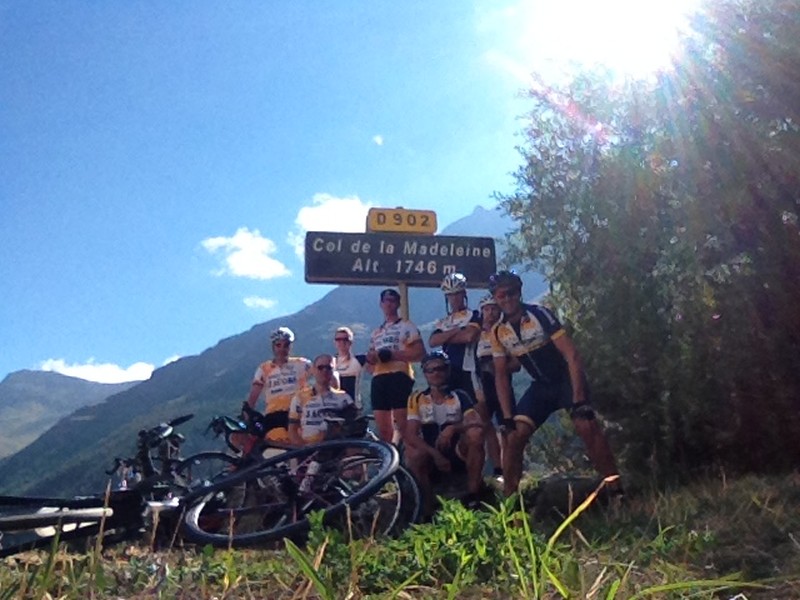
[398,282,409,320]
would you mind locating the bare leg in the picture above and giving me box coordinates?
[475,402,502,474]
[392,408,408,446]
[460,428,486,495]
[373,409,394,443]
[502,421,534,496]
[572,416,618,479]
[405,445,433,518]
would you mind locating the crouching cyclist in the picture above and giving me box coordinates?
[403,351,486,518]
[288,353,358,446]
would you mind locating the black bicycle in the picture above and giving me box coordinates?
[199,406,421,538]
[179,410,406,546]
[0,414,196,557]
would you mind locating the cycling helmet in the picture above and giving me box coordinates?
[270,326,295,344]
[478,293,498,310]
[488,270,522,293]
[421,350,450,369]
[441,272,467,294]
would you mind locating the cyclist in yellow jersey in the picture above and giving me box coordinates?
[288,353,357,446]
[474,293,516,479]
[404,351,486,517]
[366,288,425,443]
[245,326,312,444]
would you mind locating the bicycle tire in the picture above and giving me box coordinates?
[181,438,398,547]
[0,508,112,532]
[340,462,421,538]
[173,451,240,492]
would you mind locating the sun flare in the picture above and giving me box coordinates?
[486,0,702,81]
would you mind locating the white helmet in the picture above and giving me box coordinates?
[478,293,498,310]
[441,272,467,294]
[270,326,295,344]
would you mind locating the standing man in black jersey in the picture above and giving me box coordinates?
[488,271,619,496]
[428,273,481,397]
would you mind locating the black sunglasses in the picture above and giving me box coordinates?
[423,365,448,374]
[316,364,334,371]
[334,337,350,342]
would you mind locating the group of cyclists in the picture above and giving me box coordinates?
[243,270,620,518]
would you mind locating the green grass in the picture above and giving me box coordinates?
[2,473,799,598]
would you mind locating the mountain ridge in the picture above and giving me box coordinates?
[0,370,136,459]
[0,206,545,495]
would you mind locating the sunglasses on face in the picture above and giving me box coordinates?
[316,364,334,371]
[423,365,448,374]
[273,341,290,349]
[334,337,350,342]
[494,288,520,300]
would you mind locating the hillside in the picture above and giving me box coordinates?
[0,206,546,495]
[0,370,135,459]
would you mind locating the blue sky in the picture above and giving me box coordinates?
[0,1,696,383]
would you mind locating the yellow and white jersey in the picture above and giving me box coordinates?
[288,387,355,444]
[252,357,312,441]
[369,318,422,378]
[407,387,476,447]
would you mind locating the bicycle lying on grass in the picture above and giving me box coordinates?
[0,414,197,557]
[188,405,421,544]
[0,411,404,556]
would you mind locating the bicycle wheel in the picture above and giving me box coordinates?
[181,438,398,547]
[0,491,145,558]
[173,452,240,492]
[343,462,421,538]
[0,507,112,532]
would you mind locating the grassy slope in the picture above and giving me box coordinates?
[2,473,799,599]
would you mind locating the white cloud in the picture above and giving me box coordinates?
[287,193,374,258]
[372,135,384,146]
[202,227,291,280]
[162,355,181,366]
[40,358,154,384]
[243,296,278,310]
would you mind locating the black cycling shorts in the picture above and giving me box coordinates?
[479,371,513,423]
[515,378,591,428]
[371,371,414,411]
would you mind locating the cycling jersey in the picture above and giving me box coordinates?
[407,387,476,447]
[368,318,421,378]
[288,387,356,444]
[475,327,495,374]
[252,357,312,442]
[334,353,366,409]
[490,303,568,384]
[431,308,480,372]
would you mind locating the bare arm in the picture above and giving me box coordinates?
[493,355,515,420]
[246,381,264,410]
[395,338,425,363]
[287,422,304,447]
[429,324,480,348]
[552,333,586,404]
[404,420,445,460]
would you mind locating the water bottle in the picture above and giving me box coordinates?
[299,460,321,493]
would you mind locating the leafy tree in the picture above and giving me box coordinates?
[498,0,800,482]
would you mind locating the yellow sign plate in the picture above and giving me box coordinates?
[367,207,437,234]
